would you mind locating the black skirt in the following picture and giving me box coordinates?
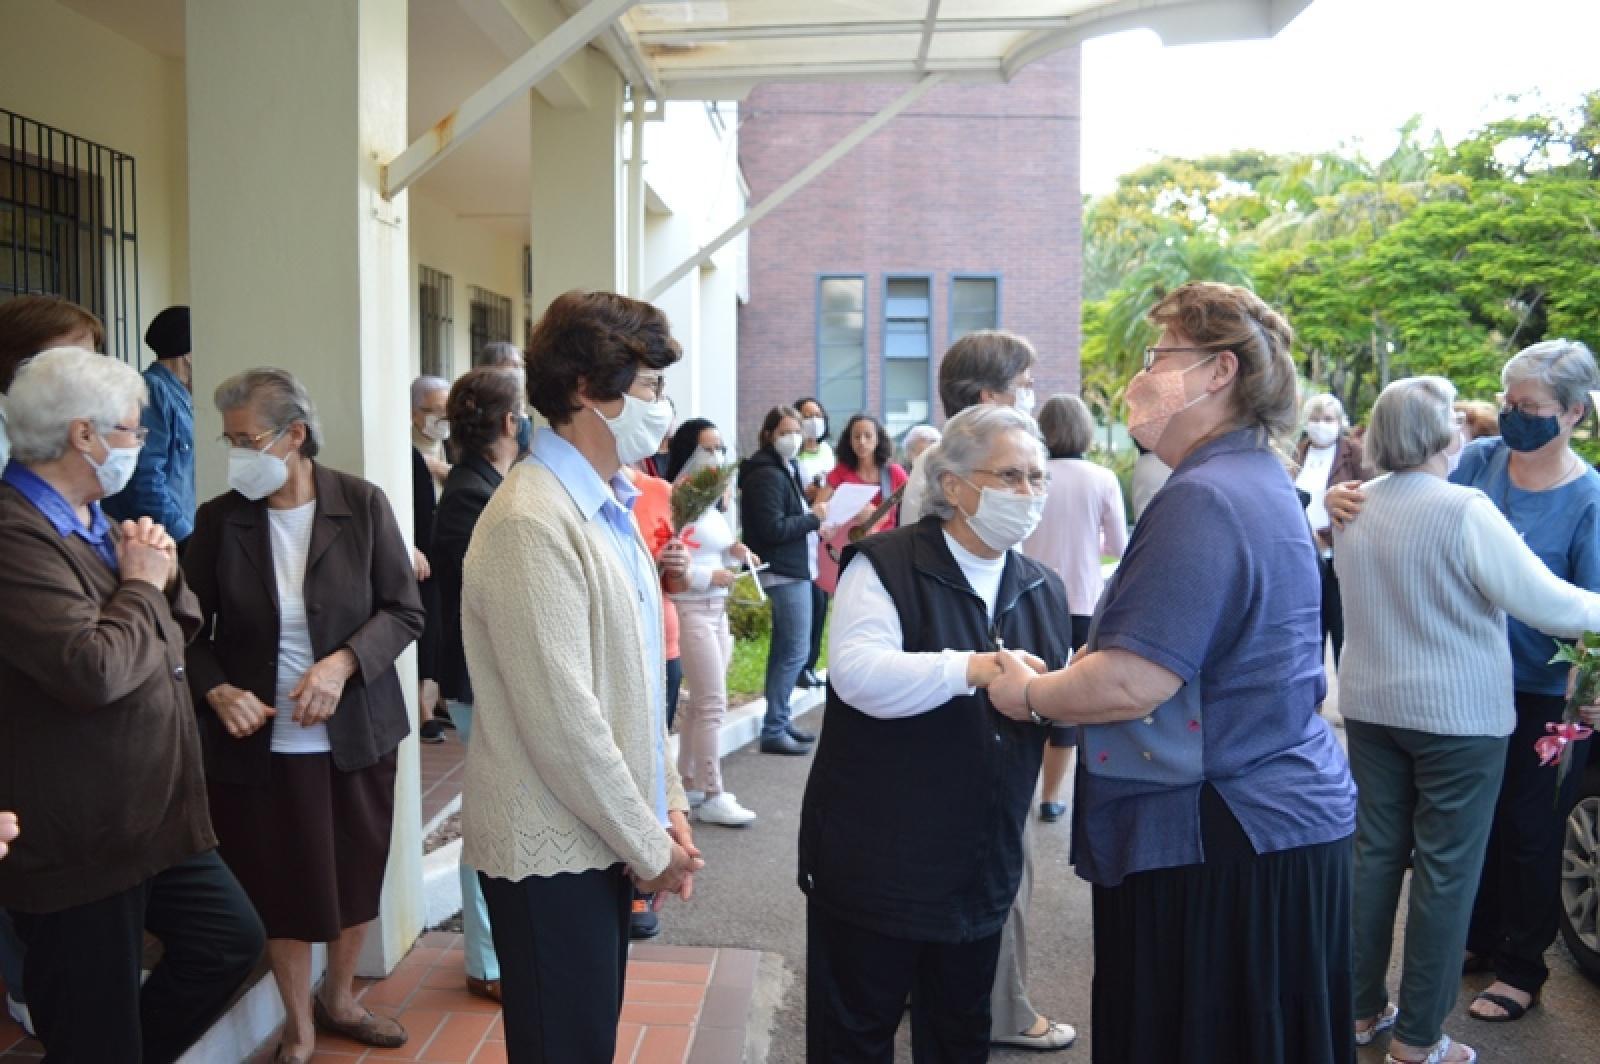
[1090,786,1355,1064]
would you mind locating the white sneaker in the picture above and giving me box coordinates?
[697,792,757,826]
[7,994,34,1038]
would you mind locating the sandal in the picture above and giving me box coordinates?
[1468,988,1538,1023]
[1385,1033,1477,1063]
[992,1018,1076,1051]
[312,995,408,1048]
[1355,1002,1399,1046]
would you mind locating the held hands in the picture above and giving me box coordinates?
[289,648,358,726]
[207,684,278,738]
[987,648,1050,721]
[1324,481,1366,529]
[658,539,692,581]
[117,518,177,590]
[632,810,706,900]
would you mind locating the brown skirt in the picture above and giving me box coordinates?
[208,751,397,942]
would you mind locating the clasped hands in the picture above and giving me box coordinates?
[629,810,706,907]
[206,648,358,739]
[975,647,1055,722]
[116,517,179,591]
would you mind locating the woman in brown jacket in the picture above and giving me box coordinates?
[184,368,423,1064]
[0,347,264,1063]
[1295,392,1369,668]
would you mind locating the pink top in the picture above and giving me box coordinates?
[826,462,910,531]
[1022,457,1129,615]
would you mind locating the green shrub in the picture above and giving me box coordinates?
[727,580,772,642]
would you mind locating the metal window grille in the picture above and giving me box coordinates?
[469,285,512,360]
[418,265,454,379]
[0,110,140,364]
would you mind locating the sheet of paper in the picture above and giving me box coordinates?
[823,482,882,533]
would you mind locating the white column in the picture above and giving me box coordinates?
[186,0,421,977]
[529,50,626,312]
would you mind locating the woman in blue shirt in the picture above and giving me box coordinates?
[1329,338,1600,1028]
[991,282,1357,1064]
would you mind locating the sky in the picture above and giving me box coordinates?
[1079,0,1600,195]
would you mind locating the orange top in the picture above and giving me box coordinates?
[629,470,680,660]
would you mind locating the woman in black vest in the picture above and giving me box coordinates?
[798,404,1074,1063]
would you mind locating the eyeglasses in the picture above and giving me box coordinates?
[218,427,282,450]
[633,371,667,400]
[1497,394,1564,418]
[971,467,1050,492]
[1143,345,1217,371]
[110,423,149,444]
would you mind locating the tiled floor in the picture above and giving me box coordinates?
[420,735,466,829]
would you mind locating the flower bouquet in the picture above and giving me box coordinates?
[1544,634,1600,796]
[670,462,736,535]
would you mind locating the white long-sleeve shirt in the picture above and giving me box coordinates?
[828,529,1008,719]
[1335,471,1600,736]
[668,504,739,601]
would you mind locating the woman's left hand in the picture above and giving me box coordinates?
[665,810,704,901]
[290,648,358,725]
[988,648,1046,721]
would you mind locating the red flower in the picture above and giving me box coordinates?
[1535,721,1594,767]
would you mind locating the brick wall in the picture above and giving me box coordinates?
[734,49,1083,450]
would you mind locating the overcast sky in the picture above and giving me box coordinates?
[1079,0,1600,195]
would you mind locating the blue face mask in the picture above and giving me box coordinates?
[515,414,533,457]
[1498,407,1563,453]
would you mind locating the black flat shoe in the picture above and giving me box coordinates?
[760,735,811,756]
[797,668,824,688]
[1039,802,1066,823]
[787,726,817,743]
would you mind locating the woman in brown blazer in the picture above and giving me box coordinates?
[1295,392,1370,669]
[183,368,424,1064]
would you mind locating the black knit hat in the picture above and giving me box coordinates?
[145,306,190,359]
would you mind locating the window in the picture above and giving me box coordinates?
[882,276,931,442]
[0,110,140,363]
[817,276,865,421]
[469,285,513,360]
[418,265,453,379]
[950,276,999,339]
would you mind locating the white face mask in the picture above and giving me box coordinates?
[421,414,450,443]
[593,393,674,467]
[678,445,726,482]
[85,435,140,497]
[773,432,803,461]
[958,480,1046,552]
[228,431,290,501]
[1012,387,1035,416]
[1305,421,1339,448]
[803,416,826,441]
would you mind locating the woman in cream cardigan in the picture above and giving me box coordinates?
[462,290,701,1062]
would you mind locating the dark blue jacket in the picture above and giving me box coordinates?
[103,362,195,540]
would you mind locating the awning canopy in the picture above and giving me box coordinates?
[611,0,1314,99]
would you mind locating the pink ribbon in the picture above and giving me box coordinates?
[1535,720,1594,766]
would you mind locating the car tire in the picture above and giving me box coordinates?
[1560,758,1600,983]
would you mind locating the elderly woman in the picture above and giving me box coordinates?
[739,406,830,754]
[1329,338,1600,1024]
[1296,393,1367,668]
[0,348,263,1062]
[1335,376,1600,1064]
[990,282,1356,1063]
[799,403,1074,1062]
[184,368,423,1064]
[1022,394,1128,822]
[462,290,700,1061]
[902,423,941,470]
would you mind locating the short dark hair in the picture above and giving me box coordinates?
[1037,394,1095,458]
[835,413,891,472]
[447,367,523,461]
[938,330,1036,417]
[0,295,105,391]
[665,417,717,482]
[525,290,680,426]
[758,405,802,450]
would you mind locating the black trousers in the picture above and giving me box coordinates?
[805,582,829,673]
[807,901,1002,1064]
[10,849,265,1064]
[480,865,632,1063]
[1319,556,1344,668]
[1467,689,1593,995]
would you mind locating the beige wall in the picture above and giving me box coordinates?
[407,188,525,378]
[0,0,187,361]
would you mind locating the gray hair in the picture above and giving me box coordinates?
[1300,392,1348,428]
[411,374,449,410]
[475,341,524,369]
[4,347,146,464]
[214,367,323,458]
[1366,376,1457,473]
[920,404,1045,521]
[1501,339,1600,416]
[903,424,941,451]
